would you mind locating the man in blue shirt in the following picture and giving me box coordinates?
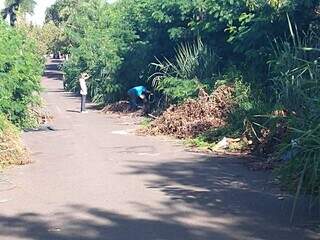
[127,86,150,111]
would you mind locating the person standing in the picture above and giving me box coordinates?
[79,72,90,113]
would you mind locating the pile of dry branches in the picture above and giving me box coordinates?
[102,101,131,114]
[0,117,29,167]
[145,85,235,138]
[102,101,146,117]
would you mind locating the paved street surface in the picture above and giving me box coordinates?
[0,59,319,240]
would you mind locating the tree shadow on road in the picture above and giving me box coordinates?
[44,60,64,80]
[123,155,320,239]
[1,157,319,239]
[0,205,235,240]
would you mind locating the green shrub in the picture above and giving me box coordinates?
[62,0,137,103]
[153,77,202,103]
[0,20,43,128]
[269,38,320,114]
[216,73,265,138]
[151,39,219,104]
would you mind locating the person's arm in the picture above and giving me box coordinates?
[82,73,91,80]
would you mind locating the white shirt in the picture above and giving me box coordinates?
[79,78,87,95]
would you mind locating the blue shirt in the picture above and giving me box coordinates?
[128,86,147,97]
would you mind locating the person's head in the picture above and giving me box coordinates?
[80,72,90,80]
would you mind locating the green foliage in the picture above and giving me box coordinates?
[151,39,219,103]
[166,39,219,82]
[140,117,152,128]
[268,18,320,218]
[269,17,320,115]
[45,0,81,26]
[154,77,201,104]
[48,0,320,105]
[0,20,43,128]
[278,118,320,222]
[186,137,215,151]
[61,0,135,103]
[18,21,62,57]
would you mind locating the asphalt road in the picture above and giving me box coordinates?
[0,59,318,240]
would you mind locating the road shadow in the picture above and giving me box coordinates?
[66,110,81,113]
[86,104,105,111]
[51,59,64,63]
[0,205,236,240]
[46,89,65,93]
[122,155,320,239]
[44,59,64,80]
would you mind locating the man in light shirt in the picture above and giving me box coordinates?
[79,72,90,113]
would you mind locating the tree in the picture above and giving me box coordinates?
[1,0,20,26]
[5,0,36,15]
[45,0,82,26]
[0,19,43,127]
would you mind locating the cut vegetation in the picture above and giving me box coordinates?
[0,115,29,168]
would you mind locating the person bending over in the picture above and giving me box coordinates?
[127,86,150,112]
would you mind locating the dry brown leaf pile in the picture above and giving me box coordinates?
[101,101,146,117]
[102,101,131,114]
[0,118,30,167]
[145,85,235,138]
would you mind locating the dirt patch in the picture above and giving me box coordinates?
[142,85,235,138]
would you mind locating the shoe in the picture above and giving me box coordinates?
[80,111,88,113]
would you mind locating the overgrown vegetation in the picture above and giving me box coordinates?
[45,0,320,213]
[0,20,43,128]
[0,18,43,166]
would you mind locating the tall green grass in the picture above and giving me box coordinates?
[270,15,320,221]
[150,38,220,103]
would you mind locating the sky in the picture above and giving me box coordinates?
[28,0,57,25]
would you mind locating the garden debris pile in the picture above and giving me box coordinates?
[0,117,30,167]
[102,101,131,114]
[251,110,289,155]
[145,85,235,138]
[102,101,145,117]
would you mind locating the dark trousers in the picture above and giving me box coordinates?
[81,94,86,112]
[128,92,138,110]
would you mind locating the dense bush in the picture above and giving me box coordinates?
[151,39,219,104]
[58,0,137,103]
[0,20,43,128]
